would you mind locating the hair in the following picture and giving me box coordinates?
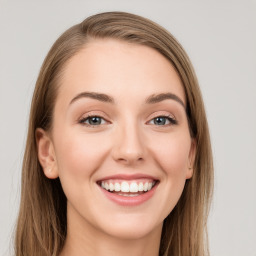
[14,11,213,256]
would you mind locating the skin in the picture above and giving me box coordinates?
[36,39,196,256]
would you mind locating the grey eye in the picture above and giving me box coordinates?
[148,116,177,126]
[154,117,168,125]
[79,116,107,126]
[87,116,102,125]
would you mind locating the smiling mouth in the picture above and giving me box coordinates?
[97,179,158,197]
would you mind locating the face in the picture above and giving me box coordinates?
[37,39,195,240]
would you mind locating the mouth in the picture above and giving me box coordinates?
[98,179,157,195]
[96,176,159,206]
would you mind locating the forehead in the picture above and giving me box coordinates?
[55,39,186,109]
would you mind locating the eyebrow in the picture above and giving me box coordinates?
[69,91,185,108]
[145,93,185,108]
[69,92,115,105]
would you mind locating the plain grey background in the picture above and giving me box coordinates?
[0,0,255,255]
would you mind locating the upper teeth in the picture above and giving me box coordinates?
[101,181,155,193]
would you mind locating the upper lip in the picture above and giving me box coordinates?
[97,173,159,182]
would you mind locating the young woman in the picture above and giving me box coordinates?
[14,11,213,256]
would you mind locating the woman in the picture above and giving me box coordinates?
[14,11,213,256]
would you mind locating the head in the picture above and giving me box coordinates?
[15,11,213,256]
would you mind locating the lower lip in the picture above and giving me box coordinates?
[99,182,159,206]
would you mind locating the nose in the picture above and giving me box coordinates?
[111,122,147,166]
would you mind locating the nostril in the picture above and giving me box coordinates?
[111,134,146,164]
[115,155,145,165]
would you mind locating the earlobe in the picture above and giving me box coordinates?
[186,166,193,179]
[35,128,59,179]
[186,138,197,179]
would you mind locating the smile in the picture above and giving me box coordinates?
[97,175,159,206]
[100,179,156,194]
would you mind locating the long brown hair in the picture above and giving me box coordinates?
[15,11,213,256]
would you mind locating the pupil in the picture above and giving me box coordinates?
[89,117,101,125]
[154,117,166,125]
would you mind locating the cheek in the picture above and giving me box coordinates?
[150,132,191,215]
[53,130,111,210]
[54,130,108,180]
[151,133,191,175]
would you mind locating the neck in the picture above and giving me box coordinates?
[59,205,162,256]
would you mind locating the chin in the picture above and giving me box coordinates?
[98,215,163,240]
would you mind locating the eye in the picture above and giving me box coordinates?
[149,115,177,126]
[79,115,107,126]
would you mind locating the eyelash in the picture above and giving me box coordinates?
[148,115,177,126]
[78,115,108,127]
[78,114,177,127]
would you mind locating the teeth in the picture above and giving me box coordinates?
[100,180,155,193]
[143,182,148,191]
[117,193,140,197]
[109,183,114,191]
[114,183,121,192]
[121,182,129,192]
[130,182,139,192]
[138,182,144,191]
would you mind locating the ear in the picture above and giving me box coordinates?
[186,138,197,179]
[35,128,59,179]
